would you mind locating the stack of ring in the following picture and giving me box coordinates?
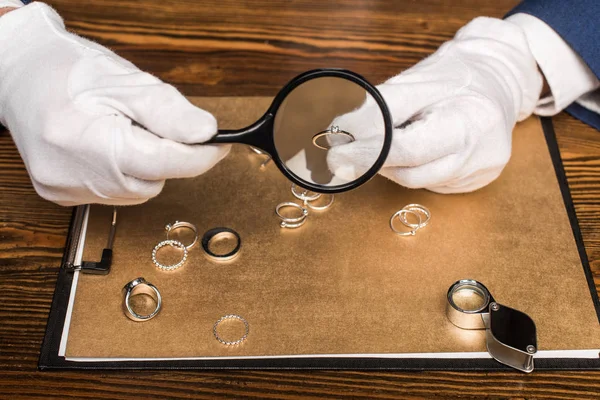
[276,201,308,228]
[400,204,431,230]
[390,209,422,236]
[306,193,335,211]
[165,221,199,250]
[390,204,431,236]
[122,277,162,322]
[291,183,321,203]
[152,239,188,271]
[290,184,335,211]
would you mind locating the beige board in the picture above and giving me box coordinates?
[65,97,600,359]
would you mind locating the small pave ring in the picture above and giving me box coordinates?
[213,314,250,346]
[152,239,188,271]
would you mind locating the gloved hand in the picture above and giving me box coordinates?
[0,2,228,206]
[327,17,543,193]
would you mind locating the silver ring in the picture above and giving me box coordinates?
[152,239,188,271]
[312,125,356,150]
[280,218,308,229]
[249,146,268,156]
[201,227,242,262]
[276,202,308,224]
[165,221,199,250]
[122,277,162,322]
[306,194,334,211]
[399,204,431,229]
[213,314,249,345]
[390,209,421,236]
[291,183,321,202]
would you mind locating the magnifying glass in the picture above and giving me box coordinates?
[446,279,538,373]
[207,69,393,193]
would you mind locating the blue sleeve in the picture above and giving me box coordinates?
[506,1,600,79]
[507,1,600,130]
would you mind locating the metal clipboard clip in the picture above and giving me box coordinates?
[64,206,117,275]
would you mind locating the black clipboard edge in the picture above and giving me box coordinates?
[38,118,600,370]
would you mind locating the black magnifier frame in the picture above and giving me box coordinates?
[207,68,393,194]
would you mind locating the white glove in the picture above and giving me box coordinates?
[327,17,543,193]
[0,2,228,206]
[0,1,23,9]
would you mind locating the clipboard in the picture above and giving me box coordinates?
[38,97,600,370]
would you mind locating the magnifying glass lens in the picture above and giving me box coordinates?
[450,283,489,313]
[273,76,385,190]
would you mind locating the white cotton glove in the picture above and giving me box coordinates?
[0,1,23,9]
[327,17,543,193]
[0,3,229,206]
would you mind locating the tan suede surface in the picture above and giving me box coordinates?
[65,97,600,358]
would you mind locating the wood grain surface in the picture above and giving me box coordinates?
[1,0,599,398]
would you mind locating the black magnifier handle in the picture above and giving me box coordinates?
[207,114,274,150]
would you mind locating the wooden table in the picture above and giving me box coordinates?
[1,1,599,398]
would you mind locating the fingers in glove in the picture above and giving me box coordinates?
[327,101,470,180]
[425,167,504,194]
[328,80,464,146]
[71,54,218,144]
[116,119,230,181]
[383,102,471,168]
[31,168,165,206]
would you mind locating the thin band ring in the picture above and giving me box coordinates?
[390,209,421,236]
[122,277,162,322]
[312,126,356,150]
[306,194,335,211]
[165,221,199,250]
[399,204,431,229]
[291,183,321,202]
[152,239,188,271]
[276,202,308,223]
[213,314,250,346]
[280,218,308,229]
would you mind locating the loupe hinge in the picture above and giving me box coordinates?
[485,302,537,373]
[485,329,535,373]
